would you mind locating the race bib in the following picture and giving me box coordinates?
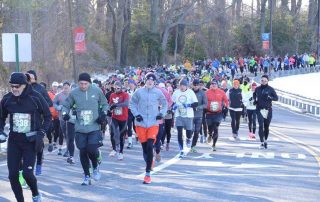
[114,107,123,115]
[210,102,220,112]
[80,110,94,126]
[178,106,187,116]
[260,109,269,119]
[13,113,31,133]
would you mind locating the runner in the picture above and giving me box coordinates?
[205,79,229,151]
[253,75,278,149]
[227,79,243,140]
[172,79,198,158]
[53,81,76,164]
[190,79,207,153]
[108,81,129,160]
[48,82,64,156]
[62,72,108,185]
[243,82,257,139]
[0,72,51,202]
[129,72,168,184]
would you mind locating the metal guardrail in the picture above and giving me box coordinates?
[276,89,320,117]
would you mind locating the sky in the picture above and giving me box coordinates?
[239,0,309,10]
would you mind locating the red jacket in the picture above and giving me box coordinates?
[109,91,129,121]
[206,88,229,113]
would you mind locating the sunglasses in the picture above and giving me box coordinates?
[10,84,21,89]
[261,79,268,82]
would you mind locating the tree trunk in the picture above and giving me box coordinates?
[236,0,242,20]
[120,0,131,66]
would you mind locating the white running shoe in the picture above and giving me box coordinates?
[92,167,101,181]
[117,153,124,160]
[109,150,117,157]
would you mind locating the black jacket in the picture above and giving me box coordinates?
[31,83,53,107]
[0,84,52,141]
[253,84,278,110]
[229,88,243,108]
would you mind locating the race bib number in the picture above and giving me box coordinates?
[80,110,93,126]
[114,107,123,115]
[260,109,269,119]
[13,113,31,133]
[178,106,187,116]
[210,102,220,112]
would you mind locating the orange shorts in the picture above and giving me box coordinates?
[135,125,159,143]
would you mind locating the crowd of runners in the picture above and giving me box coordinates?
[0,54,290,202]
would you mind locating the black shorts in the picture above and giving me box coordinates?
[75,130,103,149]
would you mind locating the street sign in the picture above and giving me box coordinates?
[262,33,270,41]
[73,27,86,53]
[2,33,32,62]
[263,41,270,50]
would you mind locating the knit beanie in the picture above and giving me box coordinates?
[9,72,28,85]
[78,73,91,83]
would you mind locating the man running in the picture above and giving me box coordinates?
[62,73,108,185]
[129,72,167,184]
[205,79,229,151]
[0,72,51,202]
[190,79,207,153]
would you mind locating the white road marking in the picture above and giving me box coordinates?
[270,129,320,176]
[154,173,319,178]
[195,161,284,169]
[193,153,213,159]
[251,152,275,159]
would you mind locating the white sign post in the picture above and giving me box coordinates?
[2,33,32,72]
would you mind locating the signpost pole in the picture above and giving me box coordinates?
[15,34,20,72]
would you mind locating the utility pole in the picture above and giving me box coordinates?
[67,0,77,83]
[318,0,320,63]
[269,0,273,56]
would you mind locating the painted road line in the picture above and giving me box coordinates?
[218,142,261,148]
[137,148,190,178]
[195,161,285,169]
[154,173,319,178]
[270,128,320,176]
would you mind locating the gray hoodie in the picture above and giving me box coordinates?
[129,86,168,128]
[193,89,208,118]
[62,84,109,133]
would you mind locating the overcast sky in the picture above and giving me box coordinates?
[239,0,309,10]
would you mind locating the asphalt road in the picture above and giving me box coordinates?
[0,104,319,202]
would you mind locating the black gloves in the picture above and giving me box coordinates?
[109,104,117,111]
[107,110,112,117]
[96,112,107,124]
[191,102,198,109]
[167,110,173,115]
[156,113,163,120]
[62,113,70,121]
[135,115,143,122]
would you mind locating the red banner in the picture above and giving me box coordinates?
[262,41,269,50]
[73,27,86,53]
